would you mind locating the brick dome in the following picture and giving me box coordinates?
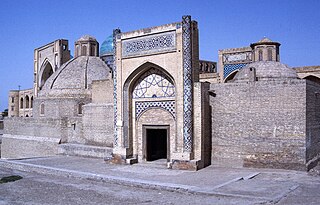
[234,61,298,82]
[39,56,110,97]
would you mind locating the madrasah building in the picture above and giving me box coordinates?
[1,16,320,171]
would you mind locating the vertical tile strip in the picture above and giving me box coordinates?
[182,16,193,152]
[113,29,121,147]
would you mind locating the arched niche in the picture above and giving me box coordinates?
[39,60,54,89]
[25,95,30,108]
[122,62,176,152]
[303,75,320,84]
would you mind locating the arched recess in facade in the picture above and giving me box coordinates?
[39,59,54,89]
[303,75,320,84]
[25,95,30,108]
[224,69,239,83]
[122,62,176,155]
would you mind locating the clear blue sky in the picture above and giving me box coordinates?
[0,0,319,111]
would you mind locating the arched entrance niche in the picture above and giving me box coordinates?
[39,60,54,89]
[137,108,175,162]
[303,75,320,84]
[122,62,176,161]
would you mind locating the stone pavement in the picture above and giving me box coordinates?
[1,156,320,204]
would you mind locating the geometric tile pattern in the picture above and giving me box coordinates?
[135,100,175,119]
[122,31,176,58]
[222,52,252,64]
[113,29,121,147]
[182,15,193,152]
[132,68,175,99]
[223,63,248,78]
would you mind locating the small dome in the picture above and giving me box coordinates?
[77,35,97,42]
[100,35,113,55]
[258,37,273,43]
[251,37,280,48]
[234,61,298,82]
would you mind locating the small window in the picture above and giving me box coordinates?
[25,96,30,108]
[63,44,67,51]
[20,97,24,109]
[258,50,263,61]
[11,106,14,111]
[55,54,58,66]
[75,45,79,56]
[268,49,272,61]
[30,96,33,108]
[40,103,45,115]
[11,97,14,103]
[82,45,87,56]
[78,103,84,115]
[90,45,95,56]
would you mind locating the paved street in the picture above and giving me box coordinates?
[0,167,259,205]
[1,156,320,205]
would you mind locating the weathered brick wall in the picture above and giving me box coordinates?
[92,79,113,104]
[3,117,67,139]
[194,82,211,168]
[33,97,91,118]
[82,103,114,147]
[1,117,67,159]
[210,79,307,170]
[306,80,320,169]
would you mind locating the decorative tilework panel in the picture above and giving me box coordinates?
[182,15,193,152]
[222,52,252,64]
[132,68,175,99]
[223,63,248,78]
[122,31,176,58]
[113,29,121,147]
[135,100,175,119]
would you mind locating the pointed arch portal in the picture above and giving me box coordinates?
[40,61,53,89]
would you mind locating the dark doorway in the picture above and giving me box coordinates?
[146,128,167,161]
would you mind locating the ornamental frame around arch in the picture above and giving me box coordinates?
[122,62,176,149]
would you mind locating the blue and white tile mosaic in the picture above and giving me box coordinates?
[122,31,176,58]
[223,63,248,78]
[132,68,175,99]
[113,29,121,147]
[182,15,193,152]
[135,100,175,119]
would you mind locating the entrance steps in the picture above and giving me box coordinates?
[58,143,112,159]
[136,159,169,169]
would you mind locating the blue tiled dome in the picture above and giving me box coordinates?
[100,35,113,55]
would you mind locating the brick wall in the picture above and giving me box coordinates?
[210,79,307,170]
[82,103,114,147]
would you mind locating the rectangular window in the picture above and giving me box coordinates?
[11,97,14,103]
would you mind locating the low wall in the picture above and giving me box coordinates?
[1,117,66,159]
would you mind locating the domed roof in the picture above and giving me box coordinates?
[233,61,298,82]
[77,35,97,42]
[258,37,273,43]
[100,35,113,55]
[250,37,280,48]
[39,56,111,97]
